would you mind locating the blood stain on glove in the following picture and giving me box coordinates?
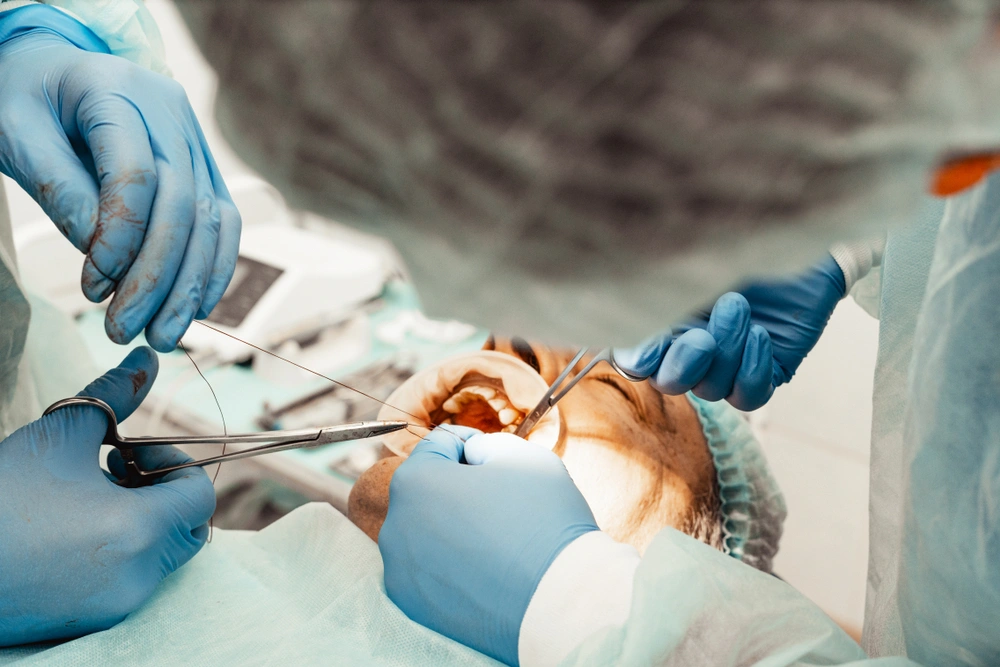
[130,369,147,395]
[97,170,151,231]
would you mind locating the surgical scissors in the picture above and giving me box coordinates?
[514,347,649,438]
[44,396,409,487]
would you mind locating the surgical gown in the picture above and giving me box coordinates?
[0,183,93,436]
[521,185,1000,665]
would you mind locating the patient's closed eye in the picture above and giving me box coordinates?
[594,376,644,419]
[510,337,540,373]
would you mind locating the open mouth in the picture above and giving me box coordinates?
[377,351,562,456]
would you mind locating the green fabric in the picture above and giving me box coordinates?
[0,182,41,436]
[560,527,915,667]
[0,503,501,666]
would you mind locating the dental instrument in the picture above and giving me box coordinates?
[43,396,409,487]
[514,347,647,438]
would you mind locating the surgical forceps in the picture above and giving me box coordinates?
[514,347,648,438]
[44,396,409,487]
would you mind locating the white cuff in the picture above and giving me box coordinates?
[829,237,885,294]
[0,0,170,75]
[518,531,641,667]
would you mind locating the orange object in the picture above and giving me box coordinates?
[931,153,1000,197]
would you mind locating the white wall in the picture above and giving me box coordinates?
[754,299,878,635]
[2,0,880,636]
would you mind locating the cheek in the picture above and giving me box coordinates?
[347,457,404,542]
[560,439,693,544]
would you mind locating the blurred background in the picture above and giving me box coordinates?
[2,0,877,638]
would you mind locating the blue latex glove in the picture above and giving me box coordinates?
[380,426,598,666]
[0,6,241,352]
[615,254,847,411]
[0,347,216,646]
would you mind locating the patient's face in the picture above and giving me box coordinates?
[348,337,721,554]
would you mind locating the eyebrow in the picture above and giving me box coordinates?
[594,375,637,405]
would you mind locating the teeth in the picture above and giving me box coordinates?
[488,398,508,412]
[469,387,496,399]
[442,396,461,413]
[440,418,453,425]
[502,425,517,433]
[498,408,519,425]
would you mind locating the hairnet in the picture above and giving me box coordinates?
[177,1,1000,345]
[688,394,785,573]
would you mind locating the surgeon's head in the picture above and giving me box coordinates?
[181,1,1000,345]
[349,337,783,568]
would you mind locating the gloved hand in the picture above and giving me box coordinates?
[0,346,216,646]
[380,426,598,666]
[614,254,847,411]
[0,6,241,352]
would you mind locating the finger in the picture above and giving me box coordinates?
[407,425,480,464]
[104,145,196,346]
[105,444,187,482]
[134,459,215,565]
[106,446,126,479]
[728,325,775,411]
[133,446,217,530]
[611,331,673,379]
[106,440,203,488]
[198,196,240,320]
[692,293,752,401]
[649,328,717,395]
[76,99,156,301]
[77,346,158,423]
[190,121,242,320]
[144,149,220,351]
[0,113,99,253]
[38,346,158,465]
[32,403,112,465]
[463,432,553,466]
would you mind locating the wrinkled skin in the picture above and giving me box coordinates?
[349,336,720,554]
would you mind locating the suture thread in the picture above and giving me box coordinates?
[193,320,433,427]
[179,342,226,542]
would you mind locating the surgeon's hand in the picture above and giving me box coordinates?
[380,426,598,666]
[615,254,846,411]
[0,347,216,646]
[0,9,240,351]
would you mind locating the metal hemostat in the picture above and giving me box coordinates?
[514,347,649,438]
[43,396,409,488]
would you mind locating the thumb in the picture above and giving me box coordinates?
[134,455,217,538]
[463,432,555,466]
[612,331,673,379]
[77,346,158,423]
[29,346,158,470]
[407,424,481,464]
